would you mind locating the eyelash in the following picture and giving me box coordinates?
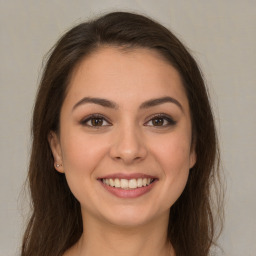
[145,113,177,127]
[80,114,112,128]
[80,113,176,128]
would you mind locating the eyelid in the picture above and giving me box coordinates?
[80,113,112,127]
[144,113,177,127]
[79,113,176,128]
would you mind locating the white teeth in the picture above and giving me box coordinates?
[129,179,137,189]
[137,178,143,187]
[109,179,114,186]
[114,178,120,188]
[142,178,147,186]
[102,177,154,189]
[120,179,129,189]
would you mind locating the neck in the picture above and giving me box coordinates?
[68,211,174,256]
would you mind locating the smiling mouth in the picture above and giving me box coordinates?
[100,178,156,190]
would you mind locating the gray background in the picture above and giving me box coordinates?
[1,1,255,255]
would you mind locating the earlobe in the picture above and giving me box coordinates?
[48,131,64,173]
[189,151,197,169]
[189,137,197,169]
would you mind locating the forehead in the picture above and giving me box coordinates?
[65,46,189,110]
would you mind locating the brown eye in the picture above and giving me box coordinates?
[152,117,164,126]
[80,115,111,127]
[145,114,177,127]
[91,118,103,126]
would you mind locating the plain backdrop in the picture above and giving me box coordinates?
[0,1,255,255]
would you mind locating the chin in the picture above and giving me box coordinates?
[99,204,166,228]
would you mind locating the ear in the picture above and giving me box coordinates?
[48,131,64,173]
[189,149,197,169]
[189,138,197,169]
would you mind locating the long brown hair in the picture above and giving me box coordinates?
[21,12,224,256]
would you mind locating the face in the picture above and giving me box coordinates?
[49,47,196,227]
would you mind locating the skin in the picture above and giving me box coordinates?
[49,47,196,256]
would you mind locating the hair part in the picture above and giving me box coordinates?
[22,11,224,256]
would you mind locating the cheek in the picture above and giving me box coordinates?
[152,130,192,172]
[149,131,192,205]
[60,132,108,196]
[61,132,107,170]
[159,139,191,187]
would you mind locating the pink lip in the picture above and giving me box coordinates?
[97,173,158,198]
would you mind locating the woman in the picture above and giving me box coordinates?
[21,12,223,256]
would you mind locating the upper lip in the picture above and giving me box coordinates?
[98,173,157,180]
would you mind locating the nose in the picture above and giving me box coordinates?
[109,123,148,165]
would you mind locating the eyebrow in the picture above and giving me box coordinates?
[72,96,183,112]
[139,96,183,112]
[72,97,118,111]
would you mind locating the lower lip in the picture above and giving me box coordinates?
[99,180,157,198]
